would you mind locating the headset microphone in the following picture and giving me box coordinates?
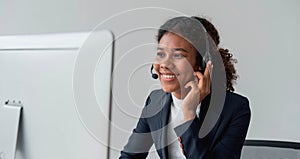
[150,65,158,79]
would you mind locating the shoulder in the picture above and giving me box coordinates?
[225,91,249,105]
[145,89,170,106]
[140,89,171,119]
[223,91,251,115]
[148,89,165,97]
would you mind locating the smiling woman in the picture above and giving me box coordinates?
[120,16,251,159]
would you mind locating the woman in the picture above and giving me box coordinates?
[120,16,251,159]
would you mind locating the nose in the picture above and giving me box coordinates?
[159,56,175,70]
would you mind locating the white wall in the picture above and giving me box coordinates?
[1,0,300,158]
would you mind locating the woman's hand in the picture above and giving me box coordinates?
[182,61,213,121]
[197,61,213,102]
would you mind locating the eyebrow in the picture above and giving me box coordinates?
[157,47,164,51]
[172,48,189,53]
[157,47,189,53]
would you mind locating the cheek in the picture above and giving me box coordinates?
[177,60,195,72]
[176,61,195,79]
[153,64,160,73]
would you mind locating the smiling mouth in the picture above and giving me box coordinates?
[160,73,179,81]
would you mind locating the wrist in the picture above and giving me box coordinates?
[183,111,196,122]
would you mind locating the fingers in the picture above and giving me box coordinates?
[204,61,213,80]
[195,71,203,85]
[184,78,198,90]
[184,61,213,103]
[194,61,213,81]
[194,61,213,102]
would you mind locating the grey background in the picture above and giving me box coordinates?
[1,0,300,158]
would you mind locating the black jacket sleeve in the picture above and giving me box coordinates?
[174,96,251,159]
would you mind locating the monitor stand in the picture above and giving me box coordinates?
[0,100,22,159]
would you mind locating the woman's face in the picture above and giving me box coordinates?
[154,32,198,98]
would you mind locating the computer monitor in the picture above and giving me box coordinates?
[0,30,114,159]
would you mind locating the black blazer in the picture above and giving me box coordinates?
[120,89,251,159]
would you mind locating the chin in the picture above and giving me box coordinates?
[159,80,181,93]
[161,86,178,93]
[162,87,172,93]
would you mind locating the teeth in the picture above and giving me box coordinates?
[162,74,175,79]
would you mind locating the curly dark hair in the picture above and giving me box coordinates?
[157,16,238,92]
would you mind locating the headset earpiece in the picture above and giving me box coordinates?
[150,65,158,79]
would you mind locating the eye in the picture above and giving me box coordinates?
[173,53,185,59]
[156,52,165,58]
